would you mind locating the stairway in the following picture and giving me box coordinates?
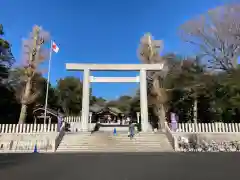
[56,131,174,152]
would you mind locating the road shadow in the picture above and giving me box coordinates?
[0,153,42,170]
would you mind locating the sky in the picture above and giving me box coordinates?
[2,0,229,100]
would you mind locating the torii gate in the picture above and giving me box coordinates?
[66,63,164,132]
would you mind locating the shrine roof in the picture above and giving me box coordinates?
[90,104,123,115]
[33,107,64,117]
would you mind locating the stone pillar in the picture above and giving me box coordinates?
[88,112,92,131]
[89,112,92,123]
[136,112,140,124]
[49,117,52,125]
[81,68,90,131]
[140,69,149,132]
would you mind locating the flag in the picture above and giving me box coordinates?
[52,41,59,53]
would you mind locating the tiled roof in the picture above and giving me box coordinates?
[33,107,64,117]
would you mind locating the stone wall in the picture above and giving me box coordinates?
[0,133,57,153]
[176,132,240,143]
[164,122,240,151]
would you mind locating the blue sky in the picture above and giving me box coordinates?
[2,0,228,100]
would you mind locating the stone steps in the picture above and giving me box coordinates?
[56,149,170,152]
[57,132,173,152]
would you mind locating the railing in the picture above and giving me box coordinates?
[63,116,81,123]
[164,122,179,151]
[0,124,58,134]
[165,122,240,152]
[0,123,61,153]
[54,122,66,151]
[176,123,240,132]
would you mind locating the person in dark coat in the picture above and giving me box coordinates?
[128,120,135,139]
[91,121,101,134]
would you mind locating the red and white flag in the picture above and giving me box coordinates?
[52,41,59,53]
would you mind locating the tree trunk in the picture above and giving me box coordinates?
[159,104,166,130]
[18,78,31,124]
[150,76,167,131]
[18,104,27,124]
[153,104,166,131]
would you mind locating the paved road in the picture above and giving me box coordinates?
[0,152,239,180]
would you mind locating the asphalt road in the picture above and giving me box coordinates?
[0,152,239,180]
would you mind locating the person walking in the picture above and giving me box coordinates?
[128,120,135,139]
[91,121,100,134]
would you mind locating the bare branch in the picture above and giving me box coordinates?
[179,3,240,71]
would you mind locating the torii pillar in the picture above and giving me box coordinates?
[81,68,90,131]
[66,63,164,132]
[140,69,149,132]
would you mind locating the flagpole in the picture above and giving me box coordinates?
[44,40,53,124]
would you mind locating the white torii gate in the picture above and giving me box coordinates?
[66,63,164,132]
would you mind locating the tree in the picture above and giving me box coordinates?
[211,68,240,123]
[107,95,132,114]
[90,96,106,106]
[0,24,19,124]
[129,95,140,116]
[176,4,240,123]
[0,84,20,124]
[138,33,169,129]
[56,77,83,115]
[164,55,212,123]
[18,25,50,123]
[8,68,59,122]
[161,53,240,123]
[0,24,14,83]
[38,84,59,110]
[179,4,240,71]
